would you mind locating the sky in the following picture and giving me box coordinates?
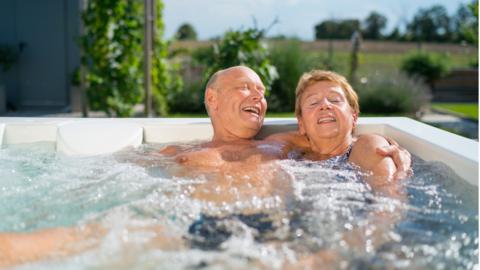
[163,0,471,40]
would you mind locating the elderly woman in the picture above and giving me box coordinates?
[267,70,405,197]
[266,69,406,268]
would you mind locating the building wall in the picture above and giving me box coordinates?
[0,0,81,112]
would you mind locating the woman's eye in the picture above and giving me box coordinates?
[328,97,341,103]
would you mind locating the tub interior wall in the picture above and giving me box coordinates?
[0,117,477,186]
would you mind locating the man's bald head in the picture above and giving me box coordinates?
[204,66,259,113]
[206,66,256,90]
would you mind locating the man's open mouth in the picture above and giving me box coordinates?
[242,106,261,116]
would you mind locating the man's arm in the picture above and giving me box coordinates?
[263,131,310,158]
[0,225,101,268]
[375,136,412,180]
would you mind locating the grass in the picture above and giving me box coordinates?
[431,102,478,120]
[310,51,474,76]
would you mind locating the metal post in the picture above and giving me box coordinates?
[144,0,153,117]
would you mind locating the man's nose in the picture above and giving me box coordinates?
[250,89,263,100]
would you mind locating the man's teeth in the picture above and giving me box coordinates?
[243,107,260,114]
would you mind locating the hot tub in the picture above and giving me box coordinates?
[0,116,477,269]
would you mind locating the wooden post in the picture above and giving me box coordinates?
[144,0,153,117]
[349,30,361,84]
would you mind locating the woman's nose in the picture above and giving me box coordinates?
[318,98,331,110]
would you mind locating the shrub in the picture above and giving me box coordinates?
[400,52,450,89]
[355,70,431,115]
[268,41,322,112]
[168,28,278,114]
[201,28,278,94]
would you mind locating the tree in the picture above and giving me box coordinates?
[387,27,401,41]
[175,23,197,40]
[314,19,360,40]
[456,0,478,46]
[407,5,452,42]
[362,11,387,40]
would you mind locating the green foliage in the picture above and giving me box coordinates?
[202,28,278,94]
[401,52,450,88]
[175,23,197,40]
[268,41,323,112]
[407,5,452,42]
[151,0,180,116]
[167,77,204,113]
[362,11,387,40]
[81,1,143,117]
[314,19,360,40]
[464,0,479,46]
[355,71,431,114]
[81,0,173,117]
[0,45,18,72]
[166,47,212,114]
[459,0,478,66]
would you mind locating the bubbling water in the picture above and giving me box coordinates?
[0,143,477,269]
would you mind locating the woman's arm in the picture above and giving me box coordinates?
[345,134,406,254]
[349,134,404,198]
[355,134,412,180]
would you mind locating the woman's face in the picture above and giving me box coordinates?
[297,81,357,140]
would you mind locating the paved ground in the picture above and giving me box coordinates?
[419,110,478,139]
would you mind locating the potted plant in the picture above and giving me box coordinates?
[0,45,18,114]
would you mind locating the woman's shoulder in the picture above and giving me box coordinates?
[350,134,390,162]
[354,134,389,148]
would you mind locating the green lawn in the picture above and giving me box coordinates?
[311,51,474,75]
[431,102,479,120]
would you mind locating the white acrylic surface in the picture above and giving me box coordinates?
[0,117,477,185]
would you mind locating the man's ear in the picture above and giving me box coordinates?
[205,87,218,111]
[297,116,306,135]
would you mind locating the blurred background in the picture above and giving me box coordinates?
[0,0,477,138]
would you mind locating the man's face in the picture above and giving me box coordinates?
[209,67,267,140]
[297,81,357,140]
